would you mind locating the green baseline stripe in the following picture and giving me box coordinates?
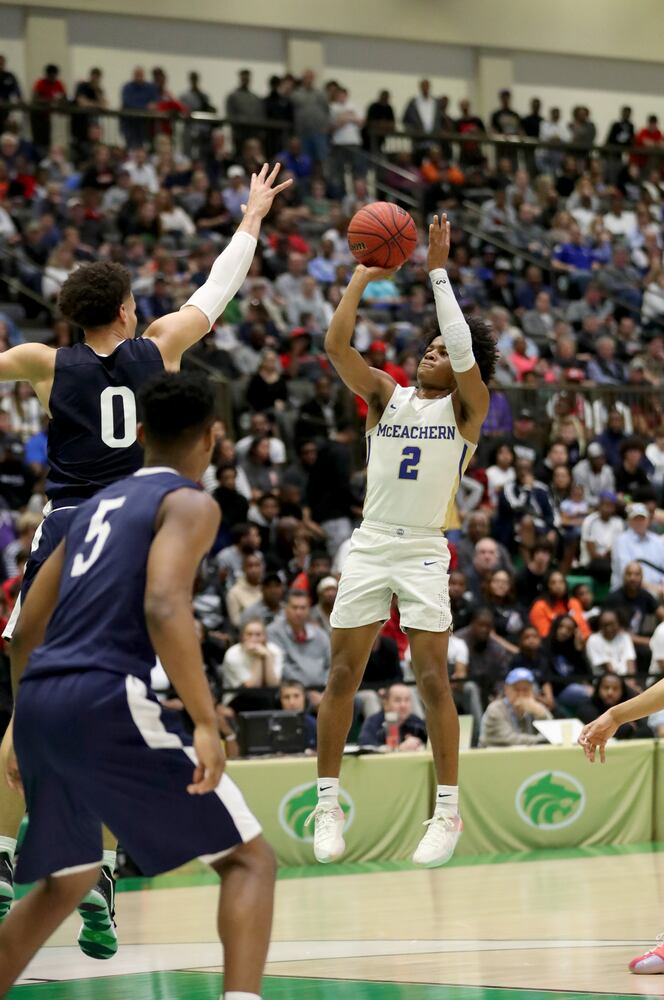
[109,840,664,894]
[11,972,664,1000]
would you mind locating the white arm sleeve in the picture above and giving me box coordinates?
[182,230,257,331]
[429,267,475,373]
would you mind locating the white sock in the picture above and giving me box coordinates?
[0,836,16,861]
[435,785,459,815]
[102,850,117,873]
[224,993,261,999]
[317,777,339,803]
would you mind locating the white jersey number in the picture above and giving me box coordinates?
[100,387,137,449]
[71,497,126,578]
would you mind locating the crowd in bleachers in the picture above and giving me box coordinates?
[2,56,664,751]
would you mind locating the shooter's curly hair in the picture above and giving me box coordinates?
[425,315,498,385]
[58,262,132,329]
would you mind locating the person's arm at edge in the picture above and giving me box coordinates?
[144,488,222,793]
[146,163,292,369]
[427,214,489,441]
[0,343,55,404]
[324,265,396,426]
[9,541,66,693]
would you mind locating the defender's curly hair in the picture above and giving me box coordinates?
[58,262,132,329]
[425,316,498,385]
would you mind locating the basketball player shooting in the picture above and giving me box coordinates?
[308,214,498,867]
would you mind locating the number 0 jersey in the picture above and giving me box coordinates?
[22,468,195,684]
[363,385,475,530]
[46,338,164,502]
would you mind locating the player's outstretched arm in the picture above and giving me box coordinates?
[145,488,223,794]
[0,343,55,408]
[10,541,66,692]
[428,215,489,441]
[579,676,664,763]
[324,266,396,422]
[146,163,292,370]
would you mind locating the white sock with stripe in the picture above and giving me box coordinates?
[317,777,339,804]
[102,850,117,873]
[0,837,16,861]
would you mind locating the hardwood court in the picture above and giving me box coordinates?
[13,846,664,998]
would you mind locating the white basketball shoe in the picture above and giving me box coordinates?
[305,802,346,864]
[412,812,463,867]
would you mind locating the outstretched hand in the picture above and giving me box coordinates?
[428,213,451,271]
[242,162,293,220]
[352,263,400,285]
[578,710,618,764]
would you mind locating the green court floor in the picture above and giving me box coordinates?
[12,976,664,1000]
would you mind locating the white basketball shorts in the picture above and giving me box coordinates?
[329,520,452,633]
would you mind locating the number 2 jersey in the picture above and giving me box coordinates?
[363,384,476,530]
[21,468,195,684]
[45,338,164,502]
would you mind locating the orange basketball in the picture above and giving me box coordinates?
[347,202,418,269]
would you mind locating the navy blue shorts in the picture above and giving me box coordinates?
[13,671,261,884]
[3,502,79,641]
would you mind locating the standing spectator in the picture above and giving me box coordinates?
[402,79,442,147]
[363,89,395,152]
[359,683,427,750]
[585,609,636,677]
[606,105,635,148]
[180,71,216,158]
[267,589,331,696]
[120,66,158,149]
[264,76,294,159]
[226,552,265,629]
[569,105,596,151]
[225,68,263,154]
[0,55,21,131]
[71,68,107,153]
[30,64,66,154]
[611,503,664,594]
[456,98,485,166]
[329,87,364,190]
[521,98,543,139]
[633,115,664,170]
[479,667,552,747]
[537,107,567,173]
[579,491,624,582]
[490,89,522,137]
[292,69,330,167]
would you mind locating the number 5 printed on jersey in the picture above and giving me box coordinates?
[71,497,126,578]
[398,446,421,481]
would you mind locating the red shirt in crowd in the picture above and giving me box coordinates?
[32,78,66,102]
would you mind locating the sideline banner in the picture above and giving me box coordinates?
[227,751,434,866]
[457,740,654,856]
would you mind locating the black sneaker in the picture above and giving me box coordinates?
[0,852,13,923]
[77,865,118,960]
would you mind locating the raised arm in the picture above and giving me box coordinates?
[428,215,490,441]
[324,266,397,427]
[146,163,292,370]
[144,488,223,793]
[0,343,56,412]
[579,674,664,764]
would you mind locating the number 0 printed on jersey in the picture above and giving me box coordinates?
[100,386,137,449]
[398,446,421,480]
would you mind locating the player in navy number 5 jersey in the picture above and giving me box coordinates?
[0,164,290,958]
[0,373,275,998]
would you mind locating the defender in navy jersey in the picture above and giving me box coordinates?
[309,216,498,869]
[0,373,275,998]
[0,162,290,956]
